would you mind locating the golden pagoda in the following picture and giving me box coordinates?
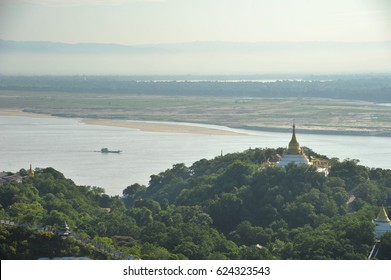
[286,124,303,155]
[375,206,391,223]
[277,124,310,167]
[28,164,34,177]
[374,206,391,240]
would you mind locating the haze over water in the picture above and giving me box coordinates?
[1,115,390,196]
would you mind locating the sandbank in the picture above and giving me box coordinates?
[0,109,246,135]
[0,109,56,118]
[83,119,247,136]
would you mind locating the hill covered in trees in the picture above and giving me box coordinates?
[1,147,391,259]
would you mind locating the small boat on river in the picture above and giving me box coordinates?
[100,148,122,154]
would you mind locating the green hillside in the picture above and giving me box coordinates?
[1,148,391,259]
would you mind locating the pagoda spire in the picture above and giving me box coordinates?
[277,122,311,167]
[375,206,391,223]
[28,163,34,177]
[286,123,302,155]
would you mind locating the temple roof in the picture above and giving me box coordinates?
[375,206,391,223]
[286,124,302,155]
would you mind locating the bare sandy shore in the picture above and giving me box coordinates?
[0,109,246,135]
[84,119,247,136]
[0,109,57,118]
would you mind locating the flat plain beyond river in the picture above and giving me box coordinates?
[1,89,391,136]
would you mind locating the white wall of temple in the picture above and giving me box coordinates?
[375,222,391,240]
[277,155,310,167]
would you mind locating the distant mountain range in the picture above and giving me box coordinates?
[1,39,390,75]
[1,39,390,54]
[0,39,162,54]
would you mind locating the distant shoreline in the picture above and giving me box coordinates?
[0,109,58,119]
[237,125,391,137]
[1,108,390,137]
[0,109,246,136]
[83,119,247,136]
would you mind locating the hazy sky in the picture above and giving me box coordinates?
[1,0,391,44]
[0,0,390,74]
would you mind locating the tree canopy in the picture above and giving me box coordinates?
[1,148,390,259]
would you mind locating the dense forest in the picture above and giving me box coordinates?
[1,147,391,260]
[0,75,390,102]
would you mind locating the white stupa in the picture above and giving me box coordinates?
[278,124,310,167]
[374,206,391,240]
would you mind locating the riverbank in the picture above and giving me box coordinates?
[0,109,57,118]
[0,109,246,136]
[1,89,390,138]
[238,125,391,137]
[1,108,390,137]
[86,119,391,137]
[83,119,247,136]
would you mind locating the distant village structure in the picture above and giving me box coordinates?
[277,124,329,174]
[0,164,35,186]
[28,163,34,177]
[57,221,71,237]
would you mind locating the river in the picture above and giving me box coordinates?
[1,115,390,195]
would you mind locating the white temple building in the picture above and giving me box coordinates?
[277,124,310,167]
[277,124,329,174]
[374,206,391,240]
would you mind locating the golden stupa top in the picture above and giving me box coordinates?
[28,164,34,177]
[375,206,390,223]
[286,124,302,155]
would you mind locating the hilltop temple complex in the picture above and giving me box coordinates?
[277,124,329,173]
[277,124,310,167]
